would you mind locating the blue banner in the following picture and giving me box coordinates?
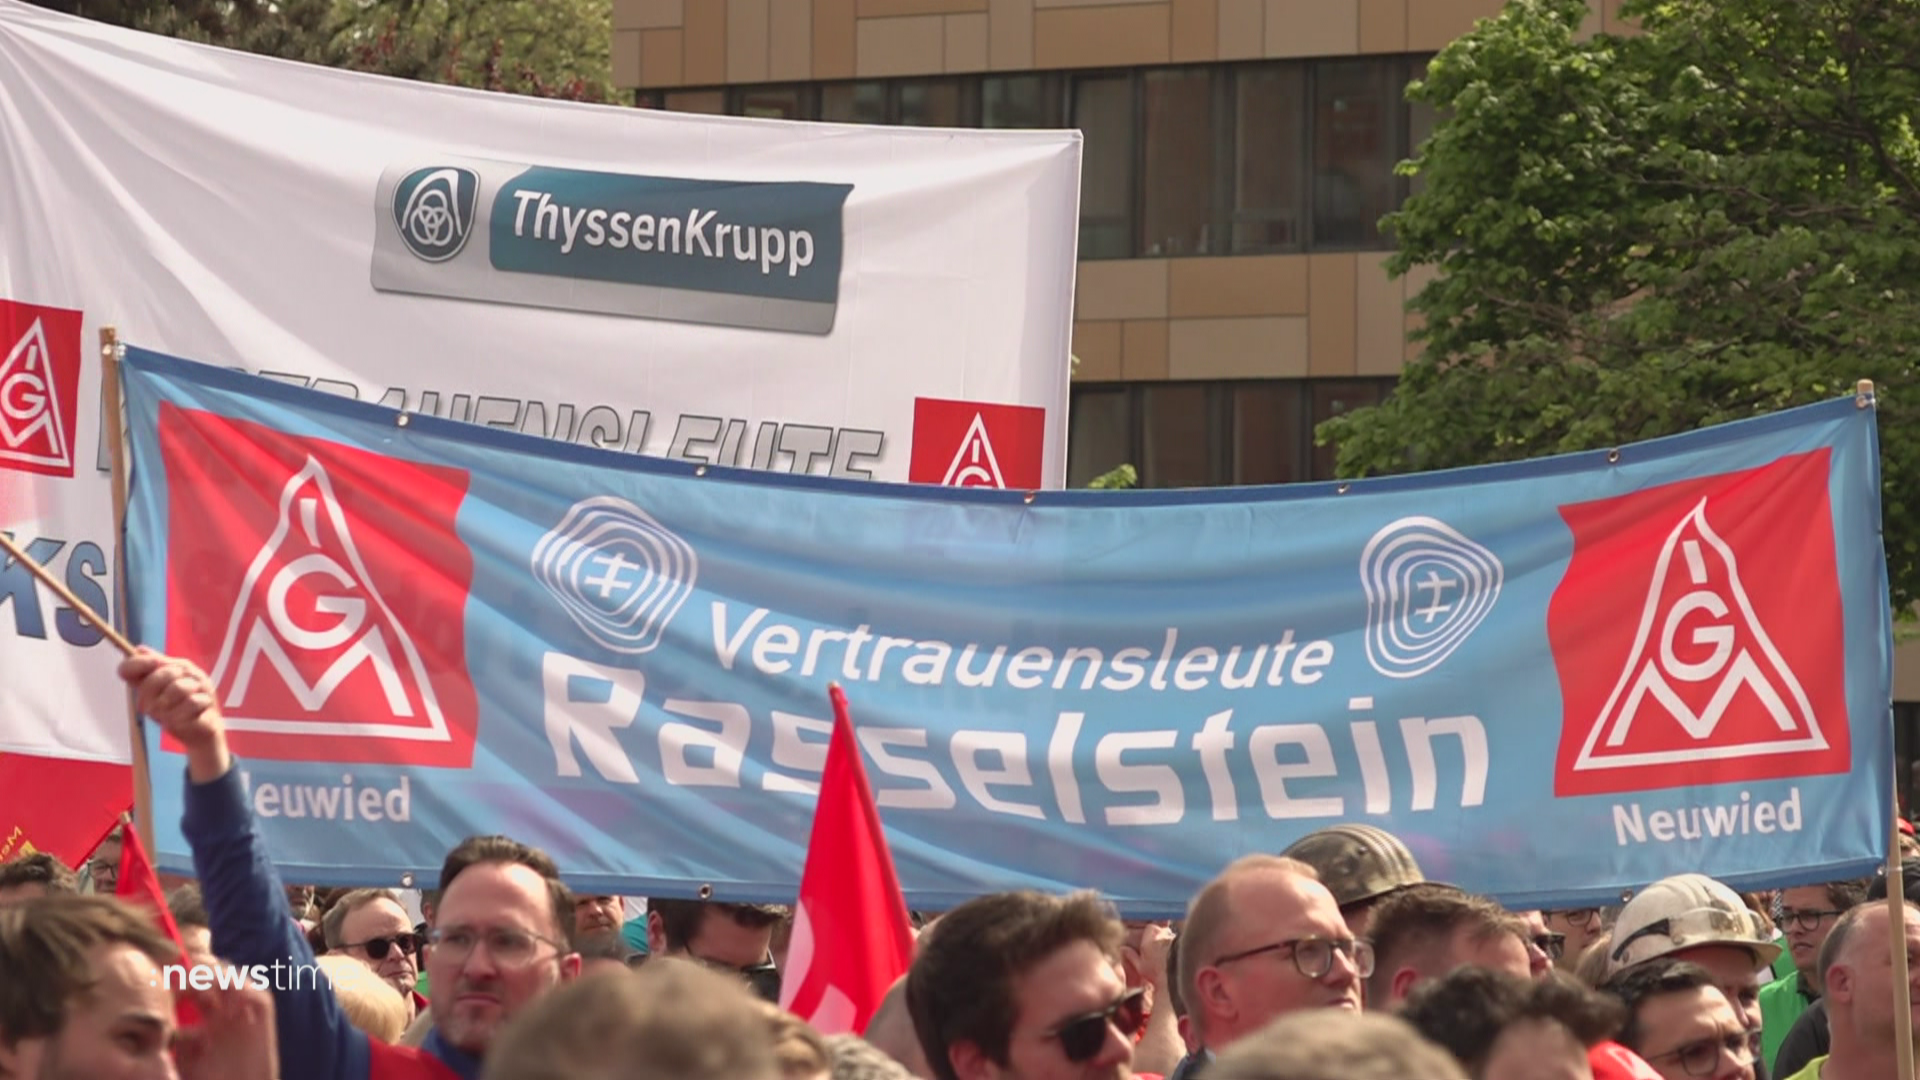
[121,346,1895,914]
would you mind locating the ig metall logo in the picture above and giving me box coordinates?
[393,166,480,263]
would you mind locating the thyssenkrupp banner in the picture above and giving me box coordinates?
[123,347,1894,912]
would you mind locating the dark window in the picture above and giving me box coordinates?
[983,74,1062,128]
[1312,59,1404,247]
[662,90,726,114]
[821,81,887,124]
[1066,387,1134,488]
[1068,378,1394,489]
[736,85,810,120]
[1231,65,1307,253]
[898,78,968,127]
[1140,68,1216,257]
[1405,57,1439,200]
[1072,75,1136,260]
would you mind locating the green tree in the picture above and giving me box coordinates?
[26,0,615,101]
[1319,0,1920,606]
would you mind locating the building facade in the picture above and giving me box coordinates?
[611,0,1920,727]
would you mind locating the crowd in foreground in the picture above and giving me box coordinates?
[1,645,1918,1080]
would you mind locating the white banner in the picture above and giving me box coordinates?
[0,0,1081,766]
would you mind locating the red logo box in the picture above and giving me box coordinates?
[0,299,83,478]
[159,402,478,767]
[1550,451,1850,797]
[909,397,1047,490]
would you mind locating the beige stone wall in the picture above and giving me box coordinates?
[613,0,1632,89]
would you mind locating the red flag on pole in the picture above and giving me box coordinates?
[778,684,915,1034]
[0,751,131,867]
[114,821,203,1026]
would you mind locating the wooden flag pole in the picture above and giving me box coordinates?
[99,326,154,859]
[1863,379,1915,1080]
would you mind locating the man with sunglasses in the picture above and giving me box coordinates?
[1169,855,1366,1079]
[647,897,787,1002]
[120,646,583,1080]
[1756,878,1865,1073]
[908,888,1149,1080]
[324,889,428,1021]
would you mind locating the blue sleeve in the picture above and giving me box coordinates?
[180,762,371,1080]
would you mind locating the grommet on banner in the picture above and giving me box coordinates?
[695,465,708,477]
[400,872,415,888]
[1607,448,1621,464]
[397,412,411,428]
[698,883,714,900]
[1023,491,1037,504]
[1620,889,1635,902]
[1337,483,1350,495]
[1858,378,1876,408]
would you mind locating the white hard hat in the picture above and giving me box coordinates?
[1607,873,1782,975]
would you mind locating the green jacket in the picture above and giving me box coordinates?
[1761,970,1817,1074]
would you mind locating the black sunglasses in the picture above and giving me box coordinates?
[1046,986,1147,1063]
[343,932,423,960]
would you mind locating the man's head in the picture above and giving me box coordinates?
[1817,899,1920,1055]
[1607,875,1776,1036]
[1601,958,1754,1080]
[479,961,781,1080]
[1515,910,1556,979]
[1177,855,1363,1053]
[1364,884,1531,1009]
[1778,878,1867,981]
[865,975,932,1078]
[323,888,420,1002]
[906,889,1136,1080]
[1280,824,1425,939]
[577,931,636,976]
[87,829,122,895]
[1399,967,1621,1080]
[0,853,79,906]
[574,895,624,938]
[163,884,213,963]
[0,895,181,1080]
[1203,1010,1466,1080]
[648,899,784,969]
[1543,908,1609,974]
[427,835,581,1057]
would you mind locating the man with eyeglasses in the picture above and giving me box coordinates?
[1365,884,1532,1011]
[1756,879,1865,1073]
[323,888,427,1020]
[1168,855,1366,1079]
[907,888,1146,1080]
[120,646,583,1080]
[1546,908,1611,973]
[1777,899,1920,1080]
[1515,910,1561,979]
[1603,957,1757,1080]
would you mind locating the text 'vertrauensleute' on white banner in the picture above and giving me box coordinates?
[0,0,1082,768]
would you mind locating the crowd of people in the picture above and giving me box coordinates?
[1,646,1917,1080]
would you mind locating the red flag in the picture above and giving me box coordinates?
[0,751,131,867]
[115,823,187,950]
[114,823,203,1026]
[778,685,915,1034]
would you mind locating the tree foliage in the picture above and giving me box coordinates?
[26,0,616,101]
[1319,0,1920,607]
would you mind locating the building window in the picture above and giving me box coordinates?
[1067,378,1396,489]
[1140,68,1216,257]
[1231,65,1308,253]
[1312,59,1404,248]
[657,53,1430,258]
[1074,75,1136,260]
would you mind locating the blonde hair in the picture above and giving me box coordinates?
[1572,931,1614,989]
[750,999,831,1080]
[316,954,410,1043]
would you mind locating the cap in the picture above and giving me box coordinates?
[1282,824,1425,908]
[1607,873,1782,975]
